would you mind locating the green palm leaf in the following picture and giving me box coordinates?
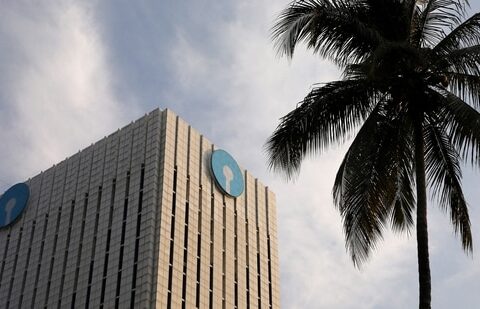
[434,90,480,164]
[424,117,473,251]
[334,103,415,265]
[434,12,480,53]
[433,45,480,77]
[443,72,480,106]
[271,0,384,65]
[266,79,377,178]
[411,0,468,47]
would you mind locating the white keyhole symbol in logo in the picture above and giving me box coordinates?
[223,165,234,194]
[5,198,17,224]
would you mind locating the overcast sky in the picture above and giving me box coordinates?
[1,1,479,308]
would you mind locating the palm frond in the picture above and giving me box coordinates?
[390,168,415,233]
[424,117,473,251]
[271,0,384,65]
[443,72,480,106]
[432,45,480,77]
[342,62,370,79]
[434,12,480,53]
[389,107,416,233]
[333,102,415,265]
[266,79,378,178]
[411,0,467,48]
[433,89,480,165]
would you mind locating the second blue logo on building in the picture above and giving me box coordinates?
[210,150,244,197]
[0,183,30,228]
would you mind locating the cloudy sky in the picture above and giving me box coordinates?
[1,1,479,308]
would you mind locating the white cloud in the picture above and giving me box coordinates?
[0,1,135,188]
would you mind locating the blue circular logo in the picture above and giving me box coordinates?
[0,183,30,228]
[211,150,244,197]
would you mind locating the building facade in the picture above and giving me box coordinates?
[0,109,280,308]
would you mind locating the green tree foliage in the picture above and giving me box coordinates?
[266,1,480,308]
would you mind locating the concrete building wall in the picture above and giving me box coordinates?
[0,108,279,309]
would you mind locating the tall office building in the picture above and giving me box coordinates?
[0,109,280,308]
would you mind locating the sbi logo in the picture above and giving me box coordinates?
[0,183,30,228]
[210,150,244,197]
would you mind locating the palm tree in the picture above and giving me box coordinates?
[266,1,480,308]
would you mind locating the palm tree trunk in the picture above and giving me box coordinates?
[414,116,431,309]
